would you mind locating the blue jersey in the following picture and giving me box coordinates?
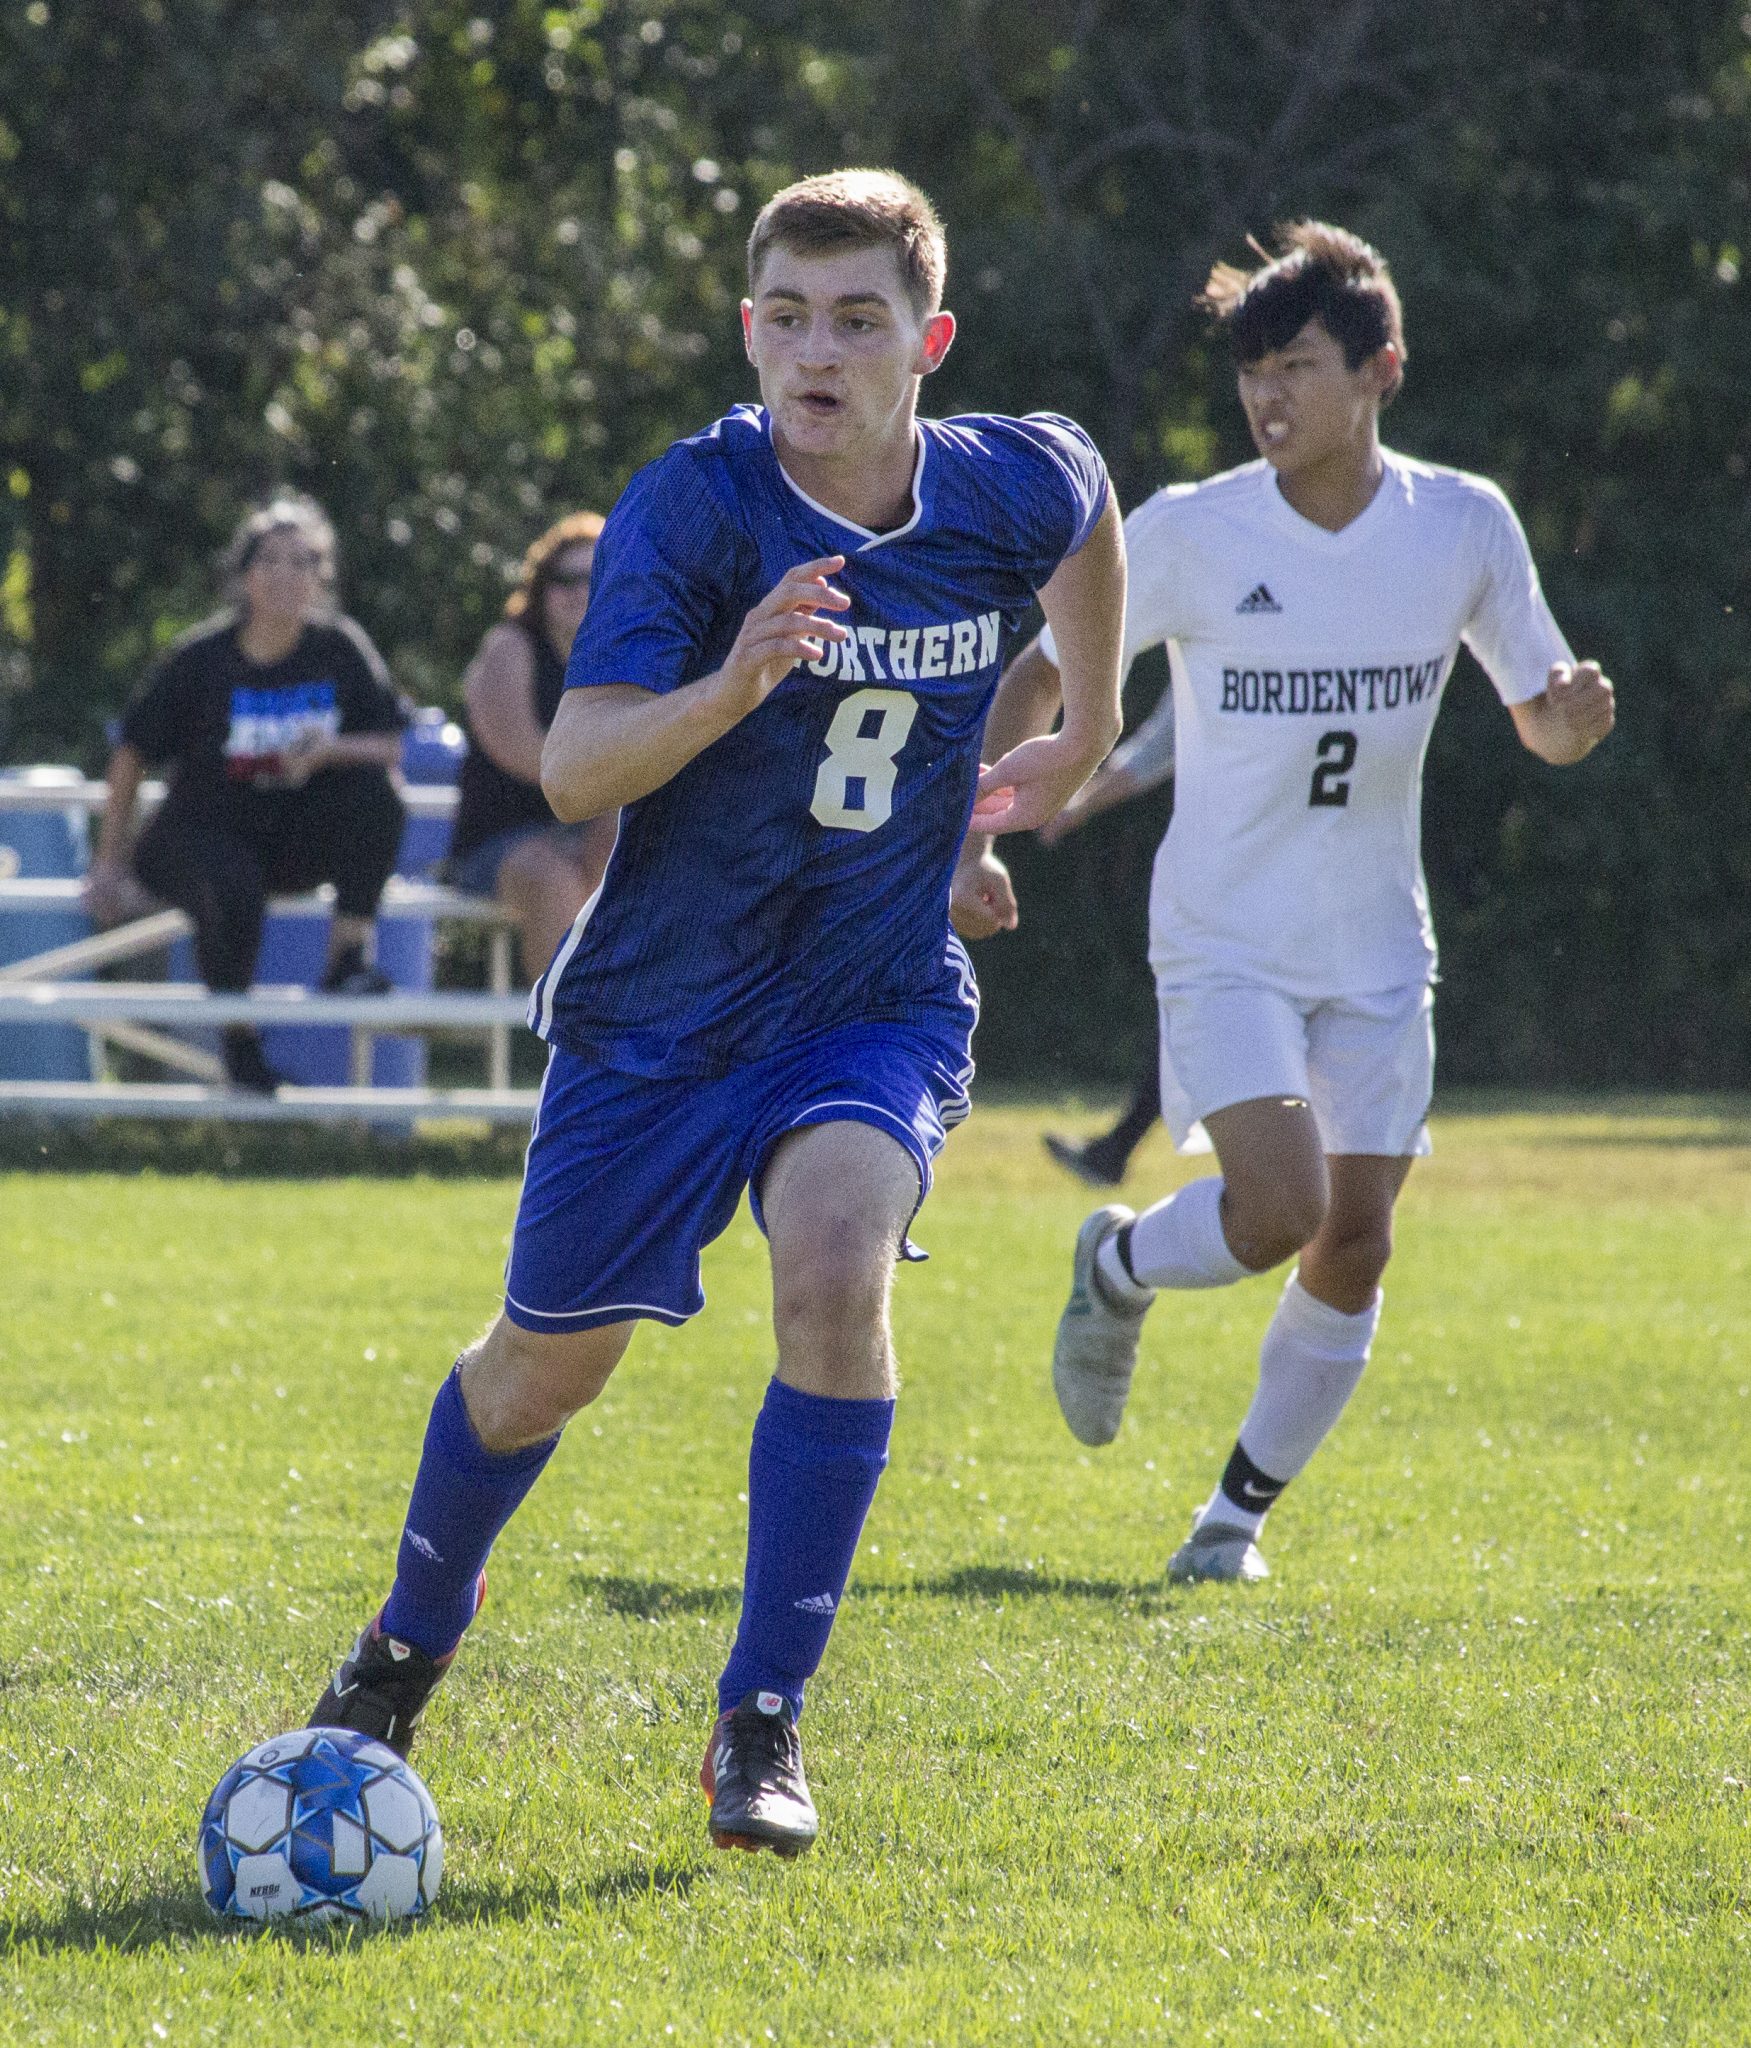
[529,404,1108,1076]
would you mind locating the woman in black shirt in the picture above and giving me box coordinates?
[87,497,408,1092]
[447,512,617,979]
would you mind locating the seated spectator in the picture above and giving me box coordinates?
[85,495,409,1093]
[447,513,617,979]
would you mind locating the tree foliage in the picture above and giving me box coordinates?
[0,0,1745,1083]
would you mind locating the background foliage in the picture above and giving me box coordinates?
[1,0,1746,1086]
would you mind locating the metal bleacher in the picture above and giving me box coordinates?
[0,777,541,1126]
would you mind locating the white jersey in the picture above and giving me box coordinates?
[1051,450,1572,996]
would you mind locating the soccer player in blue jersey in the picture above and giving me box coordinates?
[309,169,1126,1856]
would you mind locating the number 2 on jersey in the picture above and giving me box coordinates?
[1308,729,1358,808]
[810,687,918,832]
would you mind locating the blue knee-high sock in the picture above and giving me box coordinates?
[378,1364,560,1659]
[717,1377,894,1718]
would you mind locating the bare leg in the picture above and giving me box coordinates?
[760,1119,921,1397]
[1202,1094,1331,1271]
[457,1310,635,1448]
[708,1119,920,1791]
[1298,1154,1413,1312]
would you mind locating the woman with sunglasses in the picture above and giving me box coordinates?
[448,512,618,980]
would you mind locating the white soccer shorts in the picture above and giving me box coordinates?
[1157,979,1435,1158]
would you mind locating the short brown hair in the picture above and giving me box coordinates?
[221,495,337,615]
[747,169,947,317]
[1202,221,1406,402]
[505,509,605,624]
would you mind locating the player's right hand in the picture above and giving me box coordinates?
[718,556,851,714]
[82,857,151,930]
[950,843,1018,939]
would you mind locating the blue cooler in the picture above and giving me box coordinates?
[396,707,467,878]
[0,767,97,1081]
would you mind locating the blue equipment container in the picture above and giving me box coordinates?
[397,707,468,878]
[0,767,97,1081]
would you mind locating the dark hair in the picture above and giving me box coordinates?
[747,168,947,317]
[504,510,605,624]
[1202,222,1405,402]
[220,495,337,614]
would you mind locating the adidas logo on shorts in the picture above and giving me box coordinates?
[1235,583,1282,614]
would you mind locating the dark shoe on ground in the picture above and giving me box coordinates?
[308,1619,456,1760]
[1043,1132,1127,1188]
[700,1690,818,1857]
[320,960,394,996]
[221,1026,283,1095]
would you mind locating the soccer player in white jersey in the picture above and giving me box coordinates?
[954,222,1614,1582]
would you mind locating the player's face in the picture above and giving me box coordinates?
[542,541,595,652]
[742,244,954,464]
[1236,319,1394,476]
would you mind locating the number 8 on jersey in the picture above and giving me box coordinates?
[809,687,919,833]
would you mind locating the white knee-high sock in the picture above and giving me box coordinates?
[1117,1176,1251,1291]
[1206,1271,1381,1535]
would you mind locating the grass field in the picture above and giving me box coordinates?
[2,1098,1748,2045]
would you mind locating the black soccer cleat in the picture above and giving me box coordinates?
[308,1619,456,1760]
[700,1690,819,1858]
[1043,1132,1126,1188]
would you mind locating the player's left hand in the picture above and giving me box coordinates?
[1544,659,1615,756]
[971,732,1103,836]
[950,843,1018,938]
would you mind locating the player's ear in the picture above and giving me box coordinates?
[740,299,756,364]
[917,310,956,377]
[1369,342,1403,406]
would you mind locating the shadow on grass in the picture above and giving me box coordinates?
[575,1566,1162,1614]
[0,1889,431,1954]
[2,1890,215,1955]
[0,1869,702,1951]
[576,1565,1158,1607]
[585,1861,700,1909]
[437,1862,699,1921]
[576,1575,740,1619]
[871,1564,1154,1603]
[0,1119,532,1181]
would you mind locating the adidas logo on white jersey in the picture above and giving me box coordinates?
[792,1592,837,1615]
[1235,583,1282,614]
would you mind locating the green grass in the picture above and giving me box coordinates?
[2,1098,1748,2045]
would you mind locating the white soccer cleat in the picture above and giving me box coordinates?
[1051,1204,1152,1447]
[1166,1506,1270,1585]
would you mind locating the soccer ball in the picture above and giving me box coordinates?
[198,1726,443,1926]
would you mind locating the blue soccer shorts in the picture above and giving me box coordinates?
[502,1020,974,1335]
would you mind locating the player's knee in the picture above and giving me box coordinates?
[463,1315,627,1448]
[1223,1179,1329,1271]
[771,1213,891,1341]
[1320,1221,1393,1298]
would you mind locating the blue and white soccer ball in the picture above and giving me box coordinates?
[198,1726,443,1926]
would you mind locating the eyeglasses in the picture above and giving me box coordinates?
[546,568,592,590]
